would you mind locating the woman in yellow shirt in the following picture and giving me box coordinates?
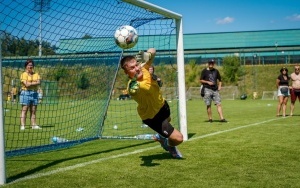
[19,59,42,130]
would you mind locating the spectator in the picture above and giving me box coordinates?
[276,67,290,117]
[290,65,300,116]
[6,92,11,103]
[200,59,227,123]
[19,59,42,130]
[149,65,163,87]
[11,85,18,104]
[118,89,130,100]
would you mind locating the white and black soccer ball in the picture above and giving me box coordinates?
[114,25,138,49]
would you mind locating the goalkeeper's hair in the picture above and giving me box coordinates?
[120,56,135,70]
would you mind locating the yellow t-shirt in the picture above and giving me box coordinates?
[20,72,41,91]
[128,65,165,120]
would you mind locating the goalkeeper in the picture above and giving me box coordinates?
[120,48,183,159]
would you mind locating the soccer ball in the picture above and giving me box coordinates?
[114,25,138,49]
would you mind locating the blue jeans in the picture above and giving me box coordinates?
[20,90,38,105]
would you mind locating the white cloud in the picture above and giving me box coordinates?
[286,14,300,21]
[216,17,234,24]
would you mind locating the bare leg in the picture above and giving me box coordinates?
[216,104,224,120]
[168,129,183,146]
[20,105,28,127]
[282,96,288,116]
[277,96,284,116]
[30,105,38,126]
[207,105,212,120]
[290,102,295,116]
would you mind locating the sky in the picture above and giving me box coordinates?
[146,0,300,34]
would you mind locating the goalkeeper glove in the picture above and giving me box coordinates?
[135,50,152,63]
[128,77,139,95]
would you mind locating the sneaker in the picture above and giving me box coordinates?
[32,125,42,129]
[153,134,169,151]
[168,146,183,159]
[20,126,25,130]
[208,119,213,123]
[220,119,228,123]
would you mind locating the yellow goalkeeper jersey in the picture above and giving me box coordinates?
[129,65,165,120]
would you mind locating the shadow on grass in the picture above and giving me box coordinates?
[140,152,185,167]
[7,140,155,183]
[188,133,196,139]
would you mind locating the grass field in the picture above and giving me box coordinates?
[3,99,300,188]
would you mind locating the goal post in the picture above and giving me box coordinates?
[0,0,187,183]
[0,31,7,185]
[1,0,186,167]
[123,0,187,141]
[261,91,277,100]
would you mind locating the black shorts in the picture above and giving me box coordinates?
[142,101,175,138]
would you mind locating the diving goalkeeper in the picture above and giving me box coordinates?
[120,48,183,159]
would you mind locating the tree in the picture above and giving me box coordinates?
[222,56,243,84]
[76,72,90,89]
[82,34,92,39]
[1,32,56,56]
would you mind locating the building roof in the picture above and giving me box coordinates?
[56,29,300,55]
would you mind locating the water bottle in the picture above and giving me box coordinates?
[52,136,68,143]
[140,124,148,128]
[136,134,153,140]
[76,127,84,132]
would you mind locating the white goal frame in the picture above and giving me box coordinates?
[123,0,187,140]
[261,91,277,100]
[0,1,187,184]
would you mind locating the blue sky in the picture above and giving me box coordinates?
[146,0,300,34]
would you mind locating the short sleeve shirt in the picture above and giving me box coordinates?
[277,75,289,86]
[20,72,41,90]
[128,66,165,120]
[200,68,221,88]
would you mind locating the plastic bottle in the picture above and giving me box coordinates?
[76,127,84,132]
[136,134,153,140]
[52,136,68,143]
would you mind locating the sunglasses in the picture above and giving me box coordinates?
[295,68,300,71]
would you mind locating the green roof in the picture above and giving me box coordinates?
[57,29,300,54]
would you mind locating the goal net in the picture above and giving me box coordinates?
[186,86,239,100]
[0,0,185,157]
[261,91,277,100]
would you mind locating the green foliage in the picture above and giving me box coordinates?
[76,72,90,90]
[1,32,56,56]
[82,34,92,39]
[187,60,198,83]
[222,56,243,84]
[53,64,69,81]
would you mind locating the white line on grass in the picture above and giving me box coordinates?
[187,117,286,142]
[8,117,286,184]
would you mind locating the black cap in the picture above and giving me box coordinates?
[208,59,215,64]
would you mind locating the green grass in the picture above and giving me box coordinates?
[3,99,300,187]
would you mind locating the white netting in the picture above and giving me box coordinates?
[261,91,277,100]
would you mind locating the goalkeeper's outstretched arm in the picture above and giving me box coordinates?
[146,48,156,65]
[135,48,156,66]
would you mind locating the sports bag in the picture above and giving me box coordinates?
[200,86,205,97]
